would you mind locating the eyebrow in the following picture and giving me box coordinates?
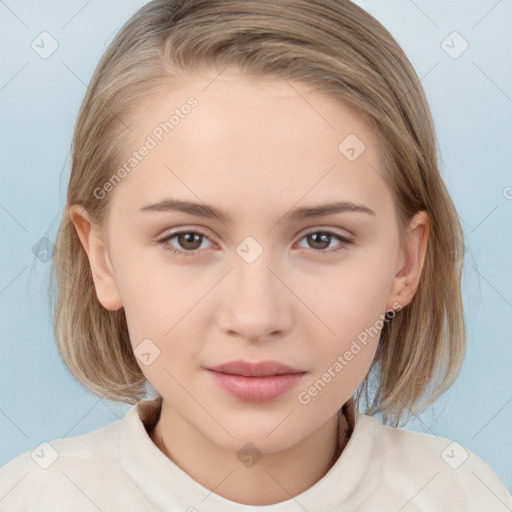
[139,198,375,223]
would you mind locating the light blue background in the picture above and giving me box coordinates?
[1,0,511,496]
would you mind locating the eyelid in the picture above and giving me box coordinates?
[297,225,353,239]
[158,224,353,241]
[157,226,217,245]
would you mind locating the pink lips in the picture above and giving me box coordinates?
[206,360,307,402]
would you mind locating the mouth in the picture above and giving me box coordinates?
[207,359,305,377]
[205,360,307,402]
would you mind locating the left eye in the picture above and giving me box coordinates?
[158,229,353,256]
[296,231,352,253]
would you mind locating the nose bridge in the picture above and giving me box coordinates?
[218,237,291,339]
[232,239,280,302]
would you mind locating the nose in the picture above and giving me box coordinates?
[216,249,294,343]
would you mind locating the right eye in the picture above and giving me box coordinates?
[158,230,214,257]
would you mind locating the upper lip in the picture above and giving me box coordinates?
[207,360,305,377]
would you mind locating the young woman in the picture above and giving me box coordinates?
[1,0,510,510]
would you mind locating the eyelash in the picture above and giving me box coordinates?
[157,229,353,257]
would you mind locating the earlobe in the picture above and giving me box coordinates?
[387,211,430,310]
[69,205,123,311]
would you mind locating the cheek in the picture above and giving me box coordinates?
[297,283,384,410]
[113,251,210,371]
[118,273,204,395]
[112,239,193,327]
[296,251,394,387]
[300,252,395,339]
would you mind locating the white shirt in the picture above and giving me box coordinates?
[1,397,510,511]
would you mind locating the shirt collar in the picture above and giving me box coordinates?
[118,395,377,511]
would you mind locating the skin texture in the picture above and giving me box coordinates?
[70,69,429,506]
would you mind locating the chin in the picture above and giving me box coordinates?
[207,420,305,455]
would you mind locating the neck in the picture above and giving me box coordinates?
[148,399,352,506]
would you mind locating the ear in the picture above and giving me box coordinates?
[387,210,430,311]
[69,205,123,311]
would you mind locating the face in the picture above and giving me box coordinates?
[74,69,426,455]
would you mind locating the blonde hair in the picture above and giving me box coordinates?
[50,0,466,427]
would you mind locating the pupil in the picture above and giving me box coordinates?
[181,233,200,249]
[310,233,329,249]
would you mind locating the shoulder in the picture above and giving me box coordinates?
[356,414,512,511]
[0,419,125,511]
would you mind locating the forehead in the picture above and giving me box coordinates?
[107,70,392,223]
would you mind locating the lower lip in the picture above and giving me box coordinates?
[207,370,306,402]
